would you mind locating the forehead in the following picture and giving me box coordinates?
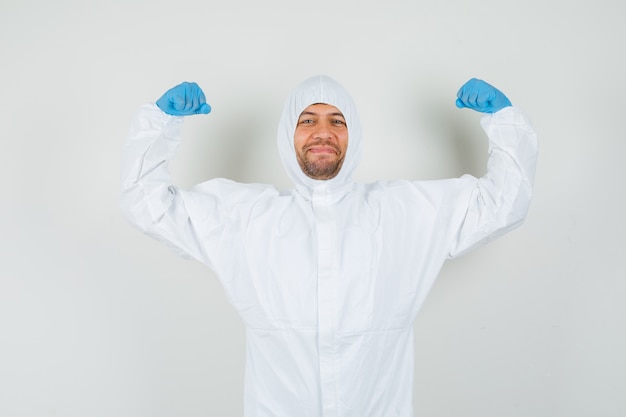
[298,103,345,118]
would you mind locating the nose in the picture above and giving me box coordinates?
[313,121,333,140]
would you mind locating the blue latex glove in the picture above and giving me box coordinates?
[156,82,211,116]
[455,78,512,113]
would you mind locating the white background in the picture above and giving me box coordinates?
[1,0,624,416]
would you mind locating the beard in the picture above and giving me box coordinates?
[296,142,346,180]
[298,155,345,180]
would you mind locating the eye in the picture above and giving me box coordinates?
[332,119,346,126]
[299,119,314,125]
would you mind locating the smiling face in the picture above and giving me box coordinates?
[293,103,349,180]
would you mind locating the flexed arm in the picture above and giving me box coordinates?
[448,78,538,257]
[119,82,214,260]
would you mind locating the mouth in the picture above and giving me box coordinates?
[305,145,339,155]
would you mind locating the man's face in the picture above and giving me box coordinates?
[294,103,349,180]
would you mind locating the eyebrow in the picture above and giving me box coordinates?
[298,111,346,118]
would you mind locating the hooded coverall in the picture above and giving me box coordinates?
[120,75,538,417]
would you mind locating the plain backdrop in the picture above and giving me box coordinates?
[1,0,624,416]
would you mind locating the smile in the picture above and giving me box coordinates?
[306,145,338,154]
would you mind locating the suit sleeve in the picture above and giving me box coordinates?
[119,103,258,270]
[448,106,538,258]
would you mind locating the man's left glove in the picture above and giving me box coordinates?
[455,78,512,113]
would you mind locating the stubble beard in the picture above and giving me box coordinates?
[297,153,345,180]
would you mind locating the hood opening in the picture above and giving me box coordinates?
[277,75,363,193]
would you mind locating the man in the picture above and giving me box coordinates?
[120,75,538,416]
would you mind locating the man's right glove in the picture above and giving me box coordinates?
[156,82,211,116]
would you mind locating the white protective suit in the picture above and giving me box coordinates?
[120,75,538,417]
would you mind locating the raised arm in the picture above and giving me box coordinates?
[448,78,538,257]
[119,82,214,261]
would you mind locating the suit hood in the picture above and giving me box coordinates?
[277,75,363,195]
